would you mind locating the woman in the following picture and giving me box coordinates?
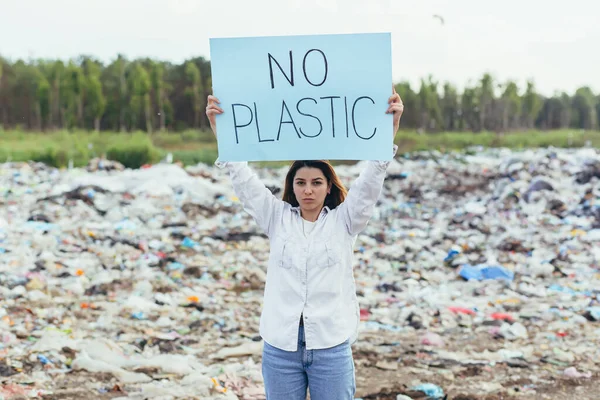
[206,89,404,400]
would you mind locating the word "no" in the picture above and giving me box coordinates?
[268,49,328,89]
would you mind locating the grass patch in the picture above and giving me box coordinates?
[0,129,598,169]
[394,129,598,153]
[0,130,161,168]
[167,147,218,166]
[106,133,162,169]
[152,129,215,149]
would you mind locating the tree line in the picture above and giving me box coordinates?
[0,54,598,133]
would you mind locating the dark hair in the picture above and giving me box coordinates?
[282,160,347,209]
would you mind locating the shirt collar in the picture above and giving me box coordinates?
[291,206,331,218]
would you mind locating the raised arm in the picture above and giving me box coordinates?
[339,86,404,236]
[339,147,398,235]
[216,160,284,236]
[207,95,283,237]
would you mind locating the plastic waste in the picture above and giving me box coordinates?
[2,148,600,398]
[411,383,444,399]
[458,264,515,281]
[420,332,445,347]
[564,366,592,378]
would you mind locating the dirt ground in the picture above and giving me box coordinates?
[7,326,597,400]
[352,327,600,400]
[18,357,599,400]
[356,363,600,400]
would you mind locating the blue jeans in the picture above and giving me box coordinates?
[261,324,356,400]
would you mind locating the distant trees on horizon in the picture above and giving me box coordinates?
[0,54,598,133]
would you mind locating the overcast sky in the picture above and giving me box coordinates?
[1,0,597,96]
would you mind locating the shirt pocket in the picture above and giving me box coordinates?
[315,240,341,268]
[274,237,295,269]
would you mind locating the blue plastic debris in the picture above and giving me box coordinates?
[182,237,197,248]
[167,262,185,271]
[444,249,460,262]
[459,264,515,281]
[411,383,444,399]
[131,312,146,320]
[548,284,592,297]
[37,354,52,365]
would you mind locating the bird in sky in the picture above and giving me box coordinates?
[433,14,445,25]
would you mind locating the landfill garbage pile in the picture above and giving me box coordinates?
[1,147,599,400]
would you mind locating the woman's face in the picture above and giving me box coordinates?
[293,167,330,213]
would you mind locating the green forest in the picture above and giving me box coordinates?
[1,54,599,133]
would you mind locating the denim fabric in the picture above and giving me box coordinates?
[261,324,356,400]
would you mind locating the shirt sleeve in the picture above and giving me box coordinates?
[215,159,284,237]
[339,145,398,236]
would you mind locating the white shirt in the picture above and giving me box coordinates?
[215,145,398,351]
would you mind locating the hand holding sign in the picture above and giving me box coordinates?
[386,86,404,138]
[206,95,223,137]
